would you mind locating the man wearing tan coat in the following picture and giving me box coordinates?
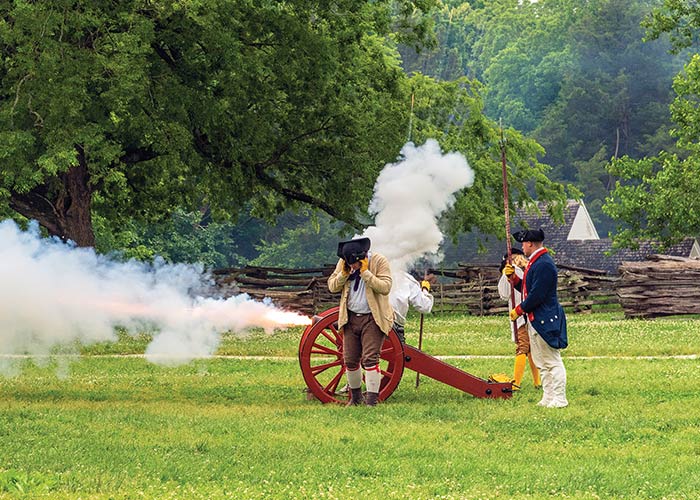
[328,237,393,406]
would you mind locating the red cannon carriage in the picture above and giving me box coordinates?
[299,307,513,403]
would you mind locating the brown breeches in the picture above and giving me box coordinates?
[515,324,531,356]
[343,312,385,370]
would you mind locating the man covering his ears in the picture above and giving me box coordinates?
[328,237,393,406]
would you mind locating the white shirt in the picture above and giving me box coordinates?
[390,272,434,326]
[347,254,371,314]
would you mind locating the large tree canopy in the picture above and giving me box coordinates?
[1,0,568,259]
[0,0,436,246]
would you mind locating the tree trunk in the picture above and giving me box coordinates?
[9,145,95,247]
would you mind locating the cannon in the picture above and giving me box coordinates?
[299,307,513,403]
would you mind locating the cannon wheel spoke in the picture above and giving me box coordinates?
[310,342,340,357]
[310,358,343,376]
[323,367,345,394]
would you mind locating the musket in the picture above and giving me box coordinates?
[415,267,429,388]
[407,91,415,143]
[499,121,518,340]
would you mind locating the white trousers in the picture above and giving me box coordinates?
[528,322,568,407]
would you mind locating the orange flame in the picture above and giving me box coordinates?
[263,309,312,326]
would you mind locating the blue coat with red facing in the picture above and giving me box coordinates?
[513,249,568,349]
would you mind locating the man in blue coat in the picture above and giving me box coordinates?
[503,228,568,408]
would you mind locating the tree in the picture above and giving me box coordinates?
[406,73,572,239]
[2,0,574,266]
[0,0,437,247]
[399,1,477,81]
[477,0,681,235]
[395,0,684,236]
[93,209,244,268]
[469,0,578,133]
[250,212,342,268]
[604,0,700,248]
[244,74,574,269]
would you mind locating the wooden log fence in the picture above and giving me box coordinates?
[211,255,700,319]
[212,263,622,316]
[211,266,331,315]
[425,265,620,315]
[617,255,700,318]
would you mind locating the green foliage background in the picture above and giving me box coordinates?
[2,0,700,264]
[0,0,570,267]
[402,0,688,238]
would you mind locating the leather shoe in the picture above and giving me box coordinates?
[364,392,379,406]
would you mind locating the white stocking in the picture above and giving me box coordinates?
[364,365,381,393]
[346,367,362,389]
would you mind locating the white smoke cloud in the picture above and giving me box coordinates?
[0,139,470,373]
[362,139,474,276]
[0,220,308,372]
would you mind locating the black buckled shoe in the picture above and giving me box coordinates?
[364,392,379,406]
[346,388,364,406]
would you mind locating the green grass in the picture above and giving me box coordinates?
[407,311,700,357]
[81,311,700,358]
[2,312,700,499]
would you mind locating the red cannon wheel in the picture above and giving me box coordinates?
[299,307,405,404]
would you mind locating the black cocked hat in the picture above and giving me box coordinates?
[337,237,371,264]
[499,247,524,273]
[502,247,524,260]
[512,228,545,243]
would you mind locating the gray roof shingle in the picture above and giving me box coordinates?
[441,200,697,274]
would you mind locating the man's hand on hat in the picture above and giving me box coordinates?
[358,258,369,274]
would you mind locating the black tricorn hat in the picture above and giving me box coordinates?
[512,228,545,242]
[502,247,524,260]
[499,247,525,273]
[337,237,371,264]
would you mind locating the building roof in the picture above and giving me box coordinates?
[556,238,700,274]
[441,200,699,274]
[513,199,599,242]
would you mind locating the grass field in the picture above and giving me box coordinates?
[2,311,700,499]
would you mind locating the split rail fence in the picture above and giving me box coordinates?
[617,255,700,318]
[212,263,621,316]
